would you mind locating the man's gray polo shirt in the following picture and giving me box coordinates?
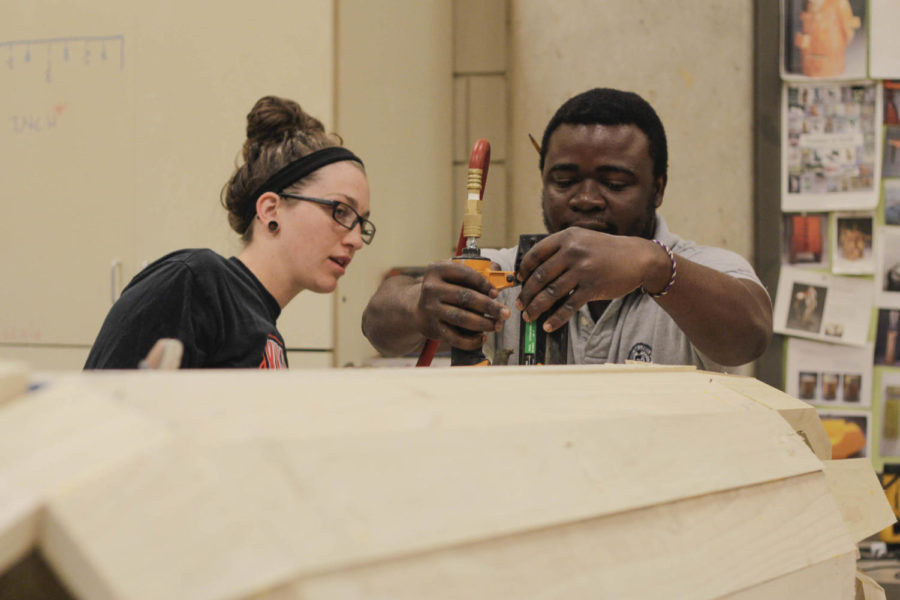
[481,216,767,371]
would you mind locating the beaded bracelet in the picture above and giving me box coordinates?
[641,239,677,298]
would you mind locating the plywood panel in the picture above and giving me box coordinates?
[709,373,831,459]
[0,361,28,407]
[821,458,898,544]
[264,476,853,600]
[0,379,170,576]
[724,553,856,600]
[0,474,38,576]
[0,366,882,598]
[41,415,828,600]
[74,367,772,442]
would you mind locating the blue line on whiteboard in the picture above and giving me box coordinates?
[2,35,125,81]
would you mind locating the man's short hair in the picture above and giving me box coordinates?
[539,88,668,180]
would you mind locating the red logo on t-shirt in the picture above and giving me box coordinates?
[259,335,287,369]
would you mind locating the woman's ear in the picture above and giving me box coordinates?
[255,192,281,224]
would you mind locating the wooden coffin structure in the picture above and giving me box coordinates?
[0,360,893,599]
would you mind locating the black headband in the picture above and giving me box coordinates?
[244,146,364,223]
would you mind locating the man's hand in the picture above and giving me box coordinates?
[362,260,512,357]
[416,260,511,350]
[514,227,773,366]
[515,228,668,332]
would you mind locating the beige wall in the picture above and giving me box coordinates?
[0,0,336,369]
[453,0,510,249]
[339,0,756,367]
[507,0,755,255]
[335,0,454,367]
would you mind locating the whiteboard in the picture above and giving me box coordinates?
[0,1,335,353]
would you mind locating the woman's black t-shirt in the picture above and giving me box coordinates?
[84,249,288,369]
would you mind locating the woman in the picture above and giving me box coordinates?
[84,96,373,369]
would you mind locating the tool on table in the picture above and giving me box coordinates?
[511,134,568,365]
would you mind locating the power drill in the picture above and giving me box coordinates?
[514,234,569,365]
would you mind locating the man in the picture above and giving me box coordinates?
[362,88,772,369]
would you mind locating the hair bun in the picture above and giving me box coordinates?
[245,96,326,151]
[224,95,348,240]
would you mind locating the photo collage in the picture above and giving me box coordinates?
[779,0,900,467]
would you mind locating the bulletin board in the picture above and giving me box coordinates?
[0,1,337,356]
[774,0,900,471]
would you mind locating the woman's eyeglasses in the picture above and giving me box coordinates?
[280,193,376,244]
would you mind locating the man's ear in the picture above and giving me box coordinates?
[255,192,281,223]
[653,174,667,209]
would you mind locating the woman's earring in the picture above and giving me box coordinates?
[268,220,279,233]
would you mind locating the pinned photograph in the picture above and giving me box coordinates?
[821,372,840,400]
[781,0,868,80]
[782,82,881,212]
[874,309,900,365]
[798,371,819,400]
[842,373,862,403]
[782,212,828,268]
[786,337,872,407]
[817,411,870,459]
[884,126,900,178]
[875,225,900,308]
[774,265,873,345]
[884,180,900,225]
[832,212,874,274]
[881,372,900,458]
[786,283,827,333]
[886,81,900,125]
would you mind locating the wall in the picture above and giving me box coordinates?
[334,0,453,367]
[507,0,755,258]
[344,0,757,368]
[452,0,509,249]
[0,0,336,368]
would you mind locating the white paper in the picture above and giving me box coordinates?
[782,81,882,212]
[773,265,873,345]
[869,0,900,79]
[831,211,874,274]
[785,337,872,407]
